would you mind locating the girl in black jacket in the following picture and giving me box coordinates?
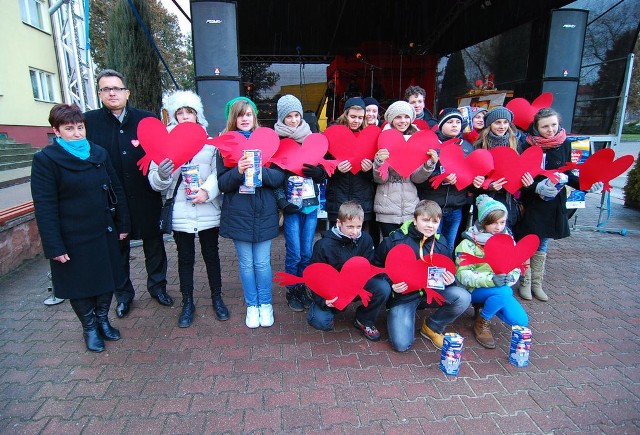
[217,97,285,329]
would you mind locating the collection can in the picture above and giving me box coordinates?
[287,176,305,207]
[509,325,532,367]
[439,332,464,376]
[243,149,262,188]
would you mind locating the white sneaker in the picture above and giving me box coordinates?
[245,306,259,328]
[259,304,274,327]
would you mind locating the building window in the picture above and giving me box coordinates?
[20,0,49,32]
[30,68,56,102]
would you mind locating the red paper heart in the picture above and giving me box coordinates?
[483,146,545,194]
[270,133,329,176]
[209,127,280,168]
[384,244,431,291]
[419,250,455,305]
[431,145,494,190]
[558,148,635,192]
[377,129,442,179]
[136,117,208,176]
[506,93,554,131]
[325,125,380,174]
[458,233,539,275]
[273,256,383,311]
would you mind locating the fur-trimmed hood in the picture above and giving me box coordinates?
[163,90,208,129]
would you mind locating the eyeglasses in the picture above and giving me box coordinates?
[98,87,127,93]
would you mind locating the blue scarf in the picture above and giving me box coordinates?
[238,129,253,139]
[57,137,90,160]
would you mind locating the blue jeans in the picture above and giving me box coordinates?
[437,208,462,255]
[307,277,391,331]
[233,240,272,307]
[283,210,318,289]
[471,286,528,326]
[537,237,550,253]
[387,284,471,352]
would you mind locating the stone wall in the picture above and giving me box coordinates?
[0,214,42,277]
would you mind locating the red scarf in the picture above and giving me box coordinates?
[526,128,567,150]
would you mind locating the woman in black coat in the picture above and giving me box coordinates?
[31,104,130,352]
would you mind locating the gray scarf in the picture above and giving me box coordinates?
[274,119,312,143]
[487,130,510,148]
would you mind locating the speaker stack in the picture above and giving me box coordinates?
[541,9,588,132]
[191,0,240,135]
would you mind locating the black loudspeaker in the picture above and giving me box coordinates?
[541,80,579,132]
[191,0,239,78]
[543,9,588,79]
[196,79,240,135]
[191,1,240,135]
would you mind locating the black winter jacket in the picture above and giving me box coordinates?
[84,105,161,239]
[309,229,375,308]
[216,153,285,243]
[31,141,130,299]
[373,222,453,308]
[416,138,475,209]
[514,138,579,241]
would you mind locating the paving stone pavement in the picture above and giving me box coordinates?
[0,193,639,434]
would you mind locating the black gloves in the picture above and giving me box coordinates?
[277,197,300,214]
[302,163,326,183]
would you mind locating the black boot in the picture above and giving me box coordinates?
[70,298,105,353]
[179,293,195,328]
[211,287,229,321]
[297,284,313,310]
[95,292,121,341]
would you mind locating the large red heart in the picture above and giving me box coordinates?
[506,93,553,131]
[384,244,431,291]
[136,117,208,176]
[270,133,330,176]
[458,233,539,275]
[377,129,442,179]
[324,125,380,174]
[483,146,545,194]
[273,256,383,311]
[209,127,280,168]
[558,148,635,192]
[431,145,494,190]
[382,244,454,306]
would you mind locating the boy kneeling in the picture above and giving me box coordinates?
[374,200,471,351]
[307,201,391,341]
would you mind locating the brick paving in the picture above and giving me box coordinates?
[0,193,639,434]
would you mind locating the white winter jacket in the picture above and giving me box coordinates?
[148,144,222,234]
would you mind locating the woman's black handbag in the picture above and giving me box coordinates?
[159,175,181,234]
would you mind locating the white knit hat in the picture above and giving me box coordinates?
[384,101,416,124]
[277,94,303,123]
[163,90,208,129]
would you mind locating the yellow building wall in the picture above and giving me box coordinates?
[0,1,61,127]
[279,82,329,131]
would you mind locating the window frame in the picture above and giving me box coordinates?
[19,0,50,32]
[29,68,56,103]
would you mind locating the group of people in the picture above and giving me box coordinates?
[32,69,602,354]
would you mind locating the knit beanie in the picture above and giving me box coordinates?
[224,96,258,120]
[476,194,508,223]
[277,94,303,123]
[163,90,208,128]
[470,106,488,118]
[484,107,513,127]
[363,97,379,108]
[343,97,366,112]
[384,101,416,124]
[437,107,463,131]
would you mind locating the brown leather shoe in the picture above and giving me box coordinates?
[474,316,496,349]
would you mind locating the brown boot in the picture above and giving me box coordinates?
[530,252,549,301]
[472,303,482,319]
[518,263,532,300]
[474,316,495,349]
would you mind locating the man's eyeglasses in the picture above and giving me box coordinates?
[98,87,127,93]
